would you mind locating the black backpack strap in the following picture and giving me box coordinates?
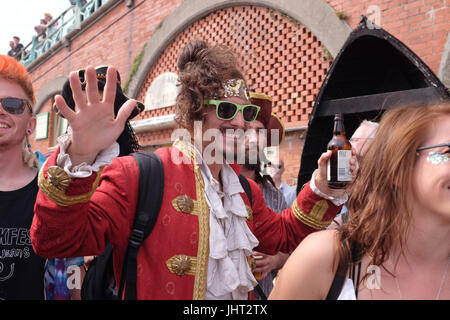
[238,174,252,205]
[239,174,269,300]
[118,152,164,300]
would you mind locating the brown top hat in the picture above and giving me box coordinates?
[250,92,285,146]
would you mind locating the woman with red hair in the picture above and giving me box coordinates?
[270,102,450,300]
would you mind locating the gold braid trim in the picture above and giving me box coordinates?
[38,165,104,207]
[291,199,333,230]
[173,140,209,300]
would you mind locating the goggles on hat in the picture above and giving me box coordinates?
[0,97,32,115]
[76,67,121,87]
[204,99,260,123]
[54,66,124,118]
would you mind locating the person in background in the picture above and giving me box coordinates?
[44,13,58,36]
[349,120,379,164]
[241,92,289,299]
[269,103,450,300]
[265,158,297,206]
[34,19,48,41]
[0,54,45,299]
[7,41,15,57]
[12,37,23,61]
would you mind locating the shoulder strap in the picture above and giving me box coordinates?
[119,152,164,300]
[325,262,347,300]
[238,174,252,205]
[130,152,164,239]
[326,238,362,300]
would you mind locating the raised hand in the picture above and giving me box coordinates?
[54,66,136,166]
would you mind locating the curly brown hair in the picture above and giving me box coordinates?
[175,40,246,130]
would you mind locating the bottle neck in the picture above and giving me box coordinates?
[333,115,345,136]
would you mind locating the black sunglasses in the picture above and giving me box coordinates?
[0,97,32,115]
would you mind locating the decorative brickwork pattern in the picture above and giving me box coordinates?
[135,5,332,147]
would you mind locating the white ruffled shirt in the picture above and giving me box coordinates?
[56,130,120,178]
[193,145,259,300]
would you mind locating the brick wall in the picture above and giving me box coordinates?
[278,130,306,186]
[29,0,183,95]
[327,0,450,73]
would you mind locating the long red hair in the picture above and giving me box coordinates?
[338,102,450,272]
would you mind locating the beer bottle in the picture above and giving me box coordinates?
[327,113,352,189]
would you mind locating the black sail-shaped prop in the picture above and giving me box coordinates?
[296,16,449,192]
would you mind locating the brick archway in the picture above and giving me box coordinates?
[34,76,67,113]
[126,0,351,98]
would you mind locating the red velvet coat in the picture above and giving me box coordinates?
[31,141,341,299]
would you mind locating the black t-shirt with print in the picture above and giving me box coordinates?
[0,176,45,300]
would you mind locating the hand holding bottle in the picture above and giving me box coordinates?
[314,149,357,197]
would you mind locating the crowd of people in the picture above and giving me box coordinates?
[34,13,57,41]
[5,12,56,61]
[5,0,97,60]
[6,37,24,61]
[0,36,449,301]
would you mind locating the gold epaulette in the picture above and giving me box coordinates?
[38,164,104,207]
[291,199,333,230]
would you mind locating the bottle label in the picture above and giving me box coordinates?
[337,150,352,181]
[327,158,331,181]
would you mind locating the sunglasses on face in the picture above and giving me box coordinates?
[204,99,260,123]
[0,97,32,115]
[416,142,450,164]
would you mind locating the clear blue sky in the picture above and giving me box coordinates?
[1,1,71,55]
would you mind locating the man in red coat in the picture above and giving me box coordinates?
[31,40,351,299]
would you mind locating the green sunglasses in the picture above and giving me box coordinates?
[204,99,261,123]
